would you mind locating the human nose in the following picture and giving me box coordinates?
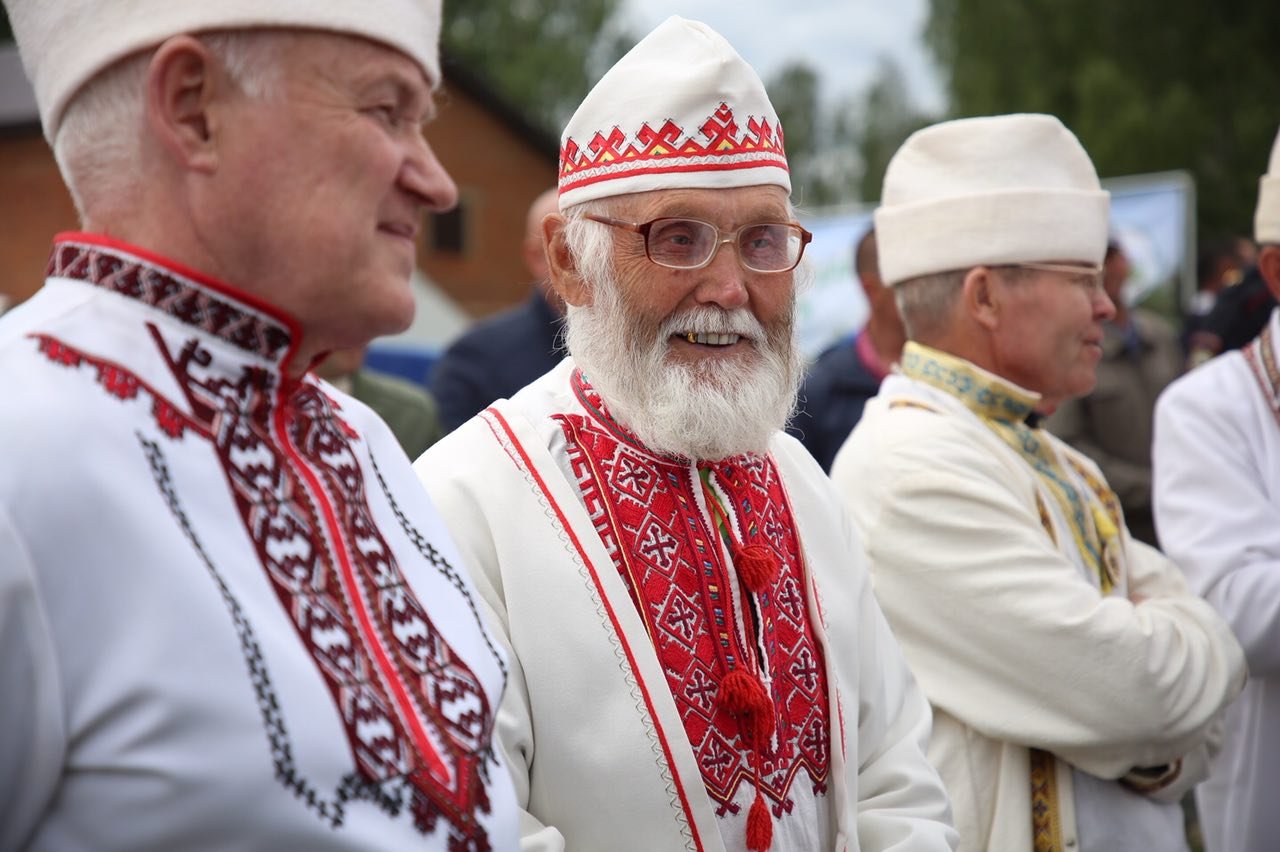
[694,236,750,309]
[400,131,459,213]
[1093,285,1116,321]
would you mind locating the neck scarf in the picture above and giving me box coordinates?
[899,342,1119,594]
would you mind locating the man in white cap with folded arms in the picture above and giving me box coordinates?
[0,1,520,849]
[831,113,1246,851]
[413,15,957,852]
[1152,125,1280,852]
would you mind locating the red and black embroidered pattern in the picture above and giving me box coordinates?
[556,373,830,823]
[559,102,787,197]
[48,238,291,361]
[34,241,499,847]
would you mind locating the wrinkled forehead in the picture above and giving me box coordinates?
[611,185,794,224]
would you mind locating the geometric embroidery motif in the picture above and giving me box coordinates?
[47,238,292,361]
[556,372,829,822]
[559,102,787,199]
[1244,320,1280,429]
[1030,748,1063,852]
[36,241,499,847]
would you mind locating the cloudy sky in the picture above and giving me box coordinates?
[618,0,946,114]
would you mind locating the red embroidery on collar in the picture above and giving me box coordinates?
[556,377,830,821]
[47,238,293,362]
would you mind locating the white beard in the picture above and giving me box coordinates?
[565,273,803,461]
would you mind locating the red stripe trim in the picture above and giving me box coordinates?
[561,157,789,193]
[272,399,450,784]
[484,407,706,852]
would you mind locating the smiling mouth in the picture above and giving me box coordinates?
[681,332,742,346]
[380,222,418,241]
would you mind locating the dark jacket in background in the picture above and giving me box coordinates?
[788,332,884,473]
[431,288,564,432]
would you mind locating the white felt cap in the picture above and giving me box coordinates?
[1255,126,1280,245]
[4,0,443,141]
[875,113,1110,286]
[557,15,789,211]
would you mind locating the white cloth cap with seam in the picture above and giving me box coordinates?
[4,0,443,143]
[1255,126,1280,245]
[875,113,1110,287]
[557,15,789,211]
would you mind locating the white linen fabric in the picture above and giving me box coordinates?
[873,114,1109,287]
[0,234,518,851]
[1256,127,1280,244]
[5,0,445,140]
[412,358,958,852]
[1153,306,1280,852]
[832,352,1245,852]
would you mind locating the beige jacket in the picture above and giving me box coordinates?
[833,368,1244,851]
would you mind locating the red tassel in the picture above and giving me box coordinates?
[734,543,778,593]
[719,668,775,740]
[746,790,773,850]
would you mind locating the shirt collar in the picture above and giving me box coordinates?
[48,232,301,372]
[899,341,1043,425]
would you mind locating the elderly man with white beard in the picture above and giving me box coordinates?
[412,16,957,852]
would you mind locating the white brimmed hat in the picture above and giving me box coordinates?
[1255,126,1280,245]
[4,0,443,142]
[875,113,1110,286]
[557,15,789,211]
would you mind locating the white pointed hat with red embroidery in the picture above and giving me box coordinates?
[557,15,790,210]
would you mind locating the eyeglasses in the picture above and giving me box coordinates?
[998,261,1105,290]
[585,214,813,273]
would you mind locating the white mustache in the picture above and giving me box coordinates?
[659,307,765,340]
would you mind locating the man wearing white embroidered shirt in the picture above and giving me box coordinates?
[1152,125,1280,852]
[830,114,1246,852]
[0,1,520,849]
[412,16,957,852]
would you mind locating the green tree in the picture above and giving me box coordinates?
[851,59,935,204]
[443,1,634,136]
[926,0,1280,239]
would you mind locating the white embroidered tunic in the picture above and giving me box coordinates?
[413,358,958,852]
[1153,307,1280,852]
[0,234,519,851]
[832,343,1245,852]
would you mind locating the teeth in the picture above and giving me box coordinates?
[681,332,741,346]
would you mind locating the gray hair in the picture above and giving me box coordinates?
[560,198,620,296]
[894,269,966,342]
[54,31,291,223]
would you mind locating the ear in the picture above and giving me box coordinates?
[145,35,222,173]
[962,266,1000,332]
[544,214,593,307]
[1259,245,1280,303]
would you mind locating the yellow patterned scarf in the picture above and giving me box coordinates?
[899,342,1119,594]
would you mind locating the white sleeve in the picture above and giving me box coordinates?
[836,422,1245,780]
[852,565,960,851]
[413,454,566,852]
[0,506,66,850]
[1153,374,1280,677]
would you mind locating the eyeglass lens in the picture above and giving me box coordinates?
[646,219,803,272]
